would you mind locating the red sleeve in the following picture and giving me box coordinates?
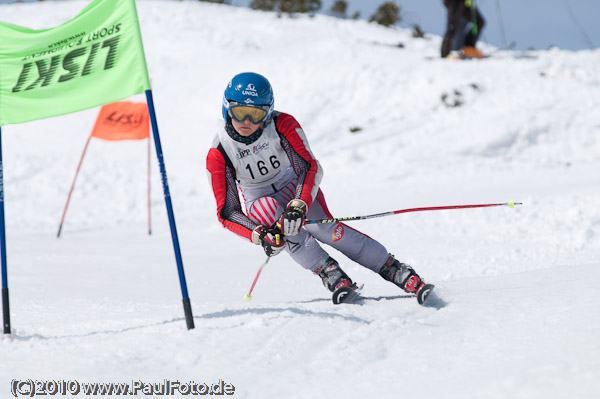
[206,145,255,242]
[275,113,323,209]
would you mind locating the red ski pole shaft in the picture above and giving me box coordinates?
[305,200,522,224]
[245,257,270,300]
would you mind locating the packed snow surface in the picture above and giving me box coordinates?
[1,2,599,398]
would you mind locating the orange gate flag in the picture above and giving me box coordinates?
[57,100,152,239]
[90,101,149,141]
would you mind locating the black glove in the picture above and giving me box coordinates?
[278,199,307,237]
[252,226,285,257]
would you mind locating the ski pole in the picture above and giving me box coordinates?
[305,200,521,225]
[494,0,508,47]
[244,257,270,302]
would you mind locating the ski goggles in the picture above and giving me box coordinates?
[229,104,269,124]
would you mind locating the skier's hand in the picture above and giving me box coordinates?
[279,199,307,237]
[252,226,285,257]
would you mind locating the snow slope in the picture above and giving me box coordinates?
[1,2,599,398]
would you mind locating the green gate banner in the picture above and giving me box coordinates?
[0,0,151,125]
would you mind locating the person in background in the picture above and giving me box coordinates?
[441,0,485,58]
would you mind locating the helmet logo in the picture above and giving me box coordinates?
[242,83,259,97]
[244,98,255,104]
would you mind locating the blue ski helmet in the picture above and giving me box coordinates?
[222,72,274,126]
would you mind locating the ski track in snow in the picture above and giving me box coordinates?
[1,2,599,398]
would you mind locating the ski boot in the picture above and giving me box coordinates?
[462,46,485,58]
[314,257,361,304]
[379,254,434,305]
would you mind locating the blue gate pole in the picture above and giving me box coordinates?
[145,90,194,330]
[0,126,11,336]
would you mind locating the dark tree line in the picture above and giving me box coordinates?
[197,0,402,26]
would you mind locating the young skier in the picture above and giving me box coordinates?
[206,72,432,304]
[441,0,485,58]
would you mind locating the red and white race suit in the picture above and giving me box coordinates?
[206,112,389,272]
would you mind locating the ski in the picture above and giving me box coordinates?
[458,41,516,59]
[332,284,364,305]
[491,40,517,54]
[331,283,434,305]
[428,41,517,61]
[416,283,435,305]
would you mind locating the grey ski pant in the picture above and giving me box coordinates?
[246,185,389,273]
